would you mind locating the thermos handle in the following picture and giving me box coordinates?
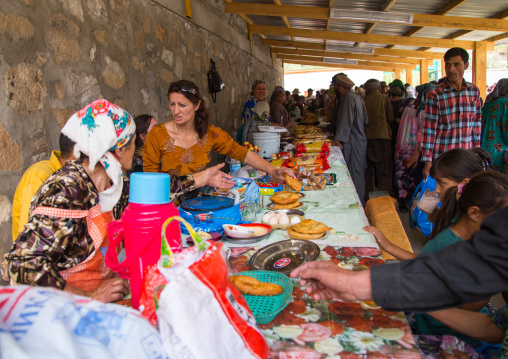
[105,220,130,279]
[106,221,162,279]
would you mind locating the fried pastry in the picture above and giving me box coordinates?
[284,174,302,191]
[230,275,283,296]
[288,227,326,240]
[273,201,301,210]
[291,219,330,234]
[269,191,301,204]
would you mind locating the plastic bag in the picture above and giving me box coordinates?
[156,217,269,359]
[0,285,167,359]
[409,176,437,237]
[179,203,244,234]
[139,263,169,326]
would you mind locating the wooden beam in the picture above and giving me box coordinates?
[225,2,508,32]
[273,0,295,42]
[420,59,429,84]
[474,41,487,100]
[224,0,265,40]
[249,24,479,49]
[283,59,396,72]
[395,68,403,80]
[261,39,446,59]
[354,0,398,47]
[277,54,409,70]
[271,47,421,65]
[394,0,467,40]
[407,69,413,85]
[185,0,192,18]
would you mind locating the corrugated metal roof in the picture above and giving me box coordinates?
[281,0,329,7]
[247,15,287,27]
[446,0,508,18]
[370,23,414,36]
[413,27,461,39]
[327,21,369,33]
[288,18,327,30]
[330,0,387,11]
[390,0,453,15]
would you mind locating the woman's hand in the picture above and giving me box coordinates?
[89,278,130,303]
[271,167,295,182]
[201,163,235,188]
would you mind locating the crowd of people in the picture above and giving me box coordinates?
[2,43,508,358]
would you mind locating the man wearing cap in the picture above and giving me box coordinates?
[305,88,315,104]
[292,88,300,96]
[363,79,394,201]
[332,74,368,205]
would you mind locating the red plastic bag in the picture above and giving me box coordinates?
[139,264,168,326]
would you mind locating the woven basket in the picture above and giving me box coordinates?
[232,270,293,325]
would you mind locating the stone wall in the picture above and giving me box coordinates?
[0,0,284,256]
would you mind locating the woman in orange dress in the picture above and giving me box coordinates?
[143,80,293,194]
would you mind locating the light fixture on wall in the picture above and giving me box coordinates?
[329,9,414,24]
[324,44,375,54]
[323,58,358,65]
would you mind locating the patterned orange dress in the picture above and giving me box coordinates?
[143,123,249,176]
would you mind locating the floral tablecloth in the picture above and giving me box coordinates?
[229,246,420,358]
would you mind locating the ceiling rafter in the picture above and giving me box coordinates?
[260,39,445,60]
[273,0,295,42]
[248,25,492,50]
[354,0,399,47]
[282,59,398,72]
[224,2,508,32]
[224,0,266,40]
[271,47,421,65]
[386,0,467,49]
[277,54,415,70]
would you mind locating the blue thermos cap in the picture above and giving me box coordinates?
[129,173,171,204]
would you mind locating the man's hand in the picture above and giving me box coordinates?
[290,261,372,302]
[89,278,130,303]
[422,161,432,178]
[332,140,343,150]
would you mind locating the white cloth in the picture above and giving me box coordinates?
[62,99,135,212]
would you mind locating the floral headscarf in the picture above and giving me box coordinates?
[62,99,136,212]
[251,80,265,91]
[485,78,508,105]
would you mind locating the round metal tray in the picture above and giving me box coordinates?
[249,239,320,274]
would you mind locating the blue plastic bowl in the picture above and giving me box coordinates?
[129,173,170,204]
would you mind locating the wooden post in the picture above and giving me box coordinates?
[249,31,253,54]
[474,41,487,100]
[441,59,446,79]
[395,68,403,80]
[420,59,429,84]
[185,0,192,18]
[407,69,413,85]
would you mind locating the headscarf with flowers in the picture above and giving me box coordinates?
[62,99,136,212]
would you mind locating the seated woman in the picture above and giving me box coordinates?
[128,114,158,176]
[365,171,508,353]
[2,100,134,303]
[143,80,293,197]
[237,80,271,144]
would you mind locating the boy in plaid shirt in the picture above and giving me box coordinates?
[422,47,482,177]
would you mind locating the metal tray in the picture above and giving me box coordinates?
[249,239,320,274]
[266,209,305,217]
[222,233,267,245]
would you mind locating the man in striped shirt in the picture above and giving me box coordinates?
[422,47,482,177]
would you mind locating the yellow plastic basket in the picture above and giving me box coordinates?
[232,270,293,325]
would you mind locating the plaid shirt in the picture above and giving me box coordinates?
[421,79,482,162]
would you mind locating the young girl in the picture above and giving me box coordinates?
[366,171,508,354]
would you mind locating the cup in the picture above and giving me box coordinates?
[417,189,440,214]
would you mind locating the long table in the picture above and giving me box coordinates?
[225,157,421,358]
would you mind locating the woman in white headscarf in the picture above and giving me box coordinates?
[3,100,135,303]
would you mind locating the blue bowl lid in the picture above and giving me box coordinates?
[180,196,235,212]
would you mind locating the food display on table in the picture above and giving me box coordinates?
[269,190,303,204]
[270,201,302,210]
[287,219,333,240]
[242,141,261,153]
[230,275,283,296]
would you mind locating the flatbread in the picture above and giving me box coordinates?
[273,201,301,210]
[291,219,330,234]
[269,191,301,204]
[288,227,326,240]
[284,174,302,191]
